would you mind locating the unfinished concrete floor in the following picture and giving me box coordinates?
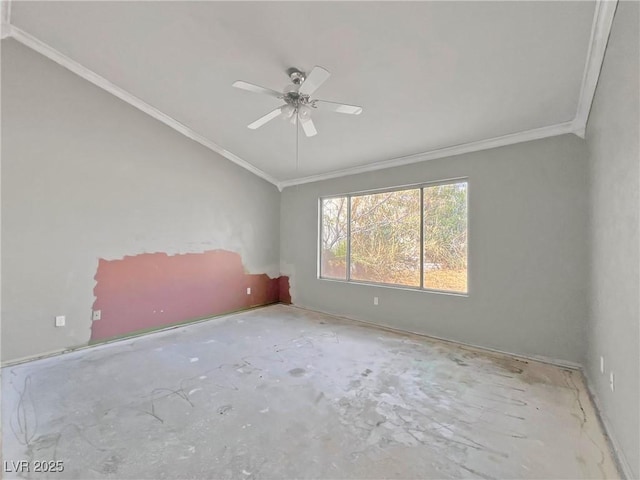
[2,305,618,479]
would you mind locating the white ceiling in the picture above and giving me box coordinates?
[7,1,599,185]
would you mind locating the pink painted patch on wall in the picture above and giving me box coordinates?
[91,250,290,342]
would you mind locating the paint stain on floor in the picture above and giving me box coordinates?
[2,305,620,479]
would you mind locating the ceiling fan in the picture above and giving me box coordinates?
[232,66,363,137]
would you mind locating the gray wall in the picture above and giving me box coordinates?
[281,134,590,364]
[4,11,638,473]
[585,1,640,477]
[1,40,280,362]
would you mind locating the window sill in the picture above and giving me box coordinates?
[317,276,469,297]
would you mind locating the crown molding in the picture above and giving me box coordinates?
[5,25,280,188]
[4,0,615,190]
[279,121,577,189]
[279,0,617,189]
[572,0,618,138]
[1,0,11,39]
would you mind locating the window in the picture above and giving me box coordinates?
[319,180,468,294]
[320,197,348,280]
[351,189,421,287]
[423,182,468,292]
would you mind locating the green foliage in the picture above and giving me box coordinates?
[350,189,421,285]
[320,183,467,286]
[334,239,347,258]
[423,183,467,270]
[321,198,348,278]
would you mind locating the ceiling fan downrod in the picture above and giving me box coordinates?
[232,64,362,137]
[283,68,312,110]
[286,67,306,85]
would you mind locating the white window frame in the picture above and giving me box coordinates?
[318,177,469,296]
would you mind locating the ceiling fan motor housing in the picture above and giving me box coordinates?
[283,68,314,108]
[283,91,313,108]
[287,68,306,85]
[233,65,361,137]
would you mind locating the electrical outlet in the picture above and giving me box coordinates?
[609,372,615,392]
[600,356,605,374]
[373,296,379,306]
[247,287,251,295]
[92,310,101,321]
[55,315,65,327]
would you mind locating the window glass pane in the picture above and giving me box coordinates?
[320,197,348,279]
[350,189,421,286]
[423,182,468,292]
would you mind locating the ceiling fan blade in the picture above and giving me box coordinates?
[300,118,318,137]
[233,81,282,99]
[299,66,331,96]
[247,106,284,129]
[314,100,363,115]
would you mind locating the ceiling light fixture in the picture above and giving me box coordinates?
[232,66,363,138]
[233,66,364,177]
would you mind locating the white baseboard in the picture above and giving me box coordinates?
[288,303,582,370]
[1,305,275,368]
[289,303,639,478]
[584,375,635,480]
[4,301,631,480]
